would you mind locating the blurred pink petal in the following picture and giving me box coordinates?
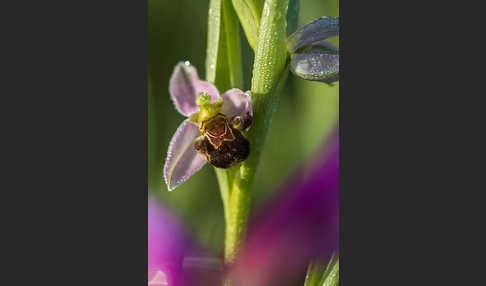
[149,197,223,286]
[148,197,194,286]
[230,131,339,286]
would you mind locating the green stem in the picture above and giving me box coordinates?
[215,166,238,222]
[223,68,288,264]
[206,0,243,224]
[206,0,247,260]
[206,0,294,269]
[224,169,252,262]
[224,0,291,263]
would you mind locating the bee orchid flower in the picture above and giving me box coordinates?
[164,61,253,191]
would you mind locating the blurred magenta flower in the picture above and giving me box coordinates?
[151,130,338,285]
[164,61,253,191]
[148,198,195,285]
[148,197,223,286]
[229,131,339,285]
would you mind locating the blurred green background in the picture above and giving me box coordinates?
[149,0,339,254]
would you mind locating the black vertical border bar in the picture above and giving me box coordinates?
[1,0,149,284]
[333,0,483,284]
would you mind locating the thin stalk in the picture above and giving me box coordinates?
[205,0,246,256]
[206,0,294,269]
[224,0,291,263]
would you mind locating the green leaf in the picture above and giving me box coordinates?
[245,0,290,160]
[231,0,262,51]
[304,261,326,286]
[320,255,339,286]
[303,255,339,286]
[205,0,247,265]
[223,0,291,264]
[251,0,289,94]
[287,0,300,36]
[206,0,243,91]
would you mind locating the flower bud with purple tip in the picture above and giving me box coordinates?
[287,16,339,84]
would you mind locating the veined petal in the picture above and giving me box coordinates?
[221,88,253,127]
[169,62,220,116]
[287,16,339,53]
[164,120,206,191]
[290,50,339,83]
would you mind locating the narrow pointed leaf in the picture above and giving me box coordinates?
[290,50,339,83]
[169,62,220,116]
[320,257,339,286]
[226,0,291,263]
[287,0,300,36]
[231,0,262,51]
[303,261,326,286]
[303,254,339,286]
[205,0,244,214]
[164,120,206,191]
[206,0,222,84]
[206,0,243,92]
[287,16,339,53]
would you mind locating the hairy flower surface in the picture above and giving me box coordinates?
[164,61,253,191]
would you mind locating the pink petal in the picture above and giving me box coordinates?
[169,62,220,116]
[163,120,207,191]
[148,196,198,285]
[221,88,253,123]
